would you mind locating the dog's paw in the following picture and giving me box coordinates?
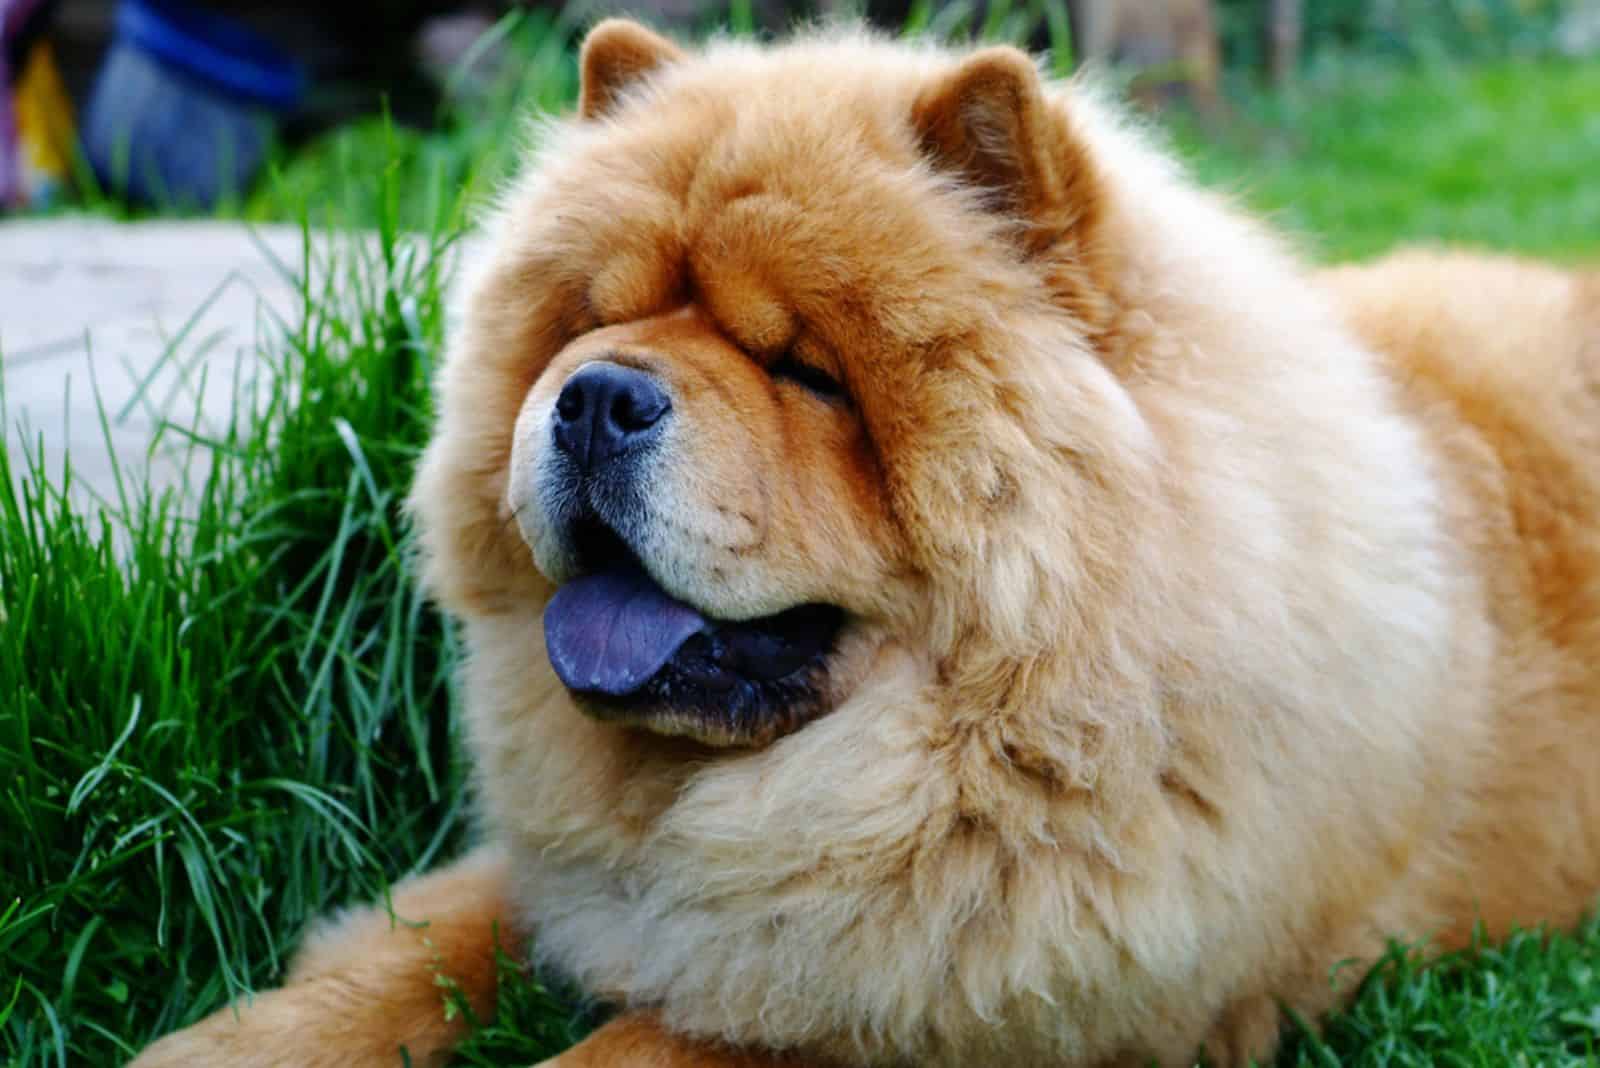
[531,1013,820,1068]
[1200,993,1284,1068]
[128,995,294,1068]
[128,1015,267,1068]
[126,980,437,1068]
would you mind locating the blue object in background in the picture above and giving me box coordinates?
[83,0,305,208]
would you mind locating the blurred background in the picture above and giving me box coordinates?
[5,0,1599,256]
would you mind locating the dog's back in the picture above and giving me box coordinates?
[1321,250,1600,943]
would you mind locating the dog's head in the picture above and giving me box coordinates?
[410,21,1147,747]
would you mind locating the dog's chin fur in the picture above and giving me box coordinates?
[407,25,1600,1068]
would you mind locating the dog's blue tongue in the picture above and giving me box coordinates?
[544,567,708,696]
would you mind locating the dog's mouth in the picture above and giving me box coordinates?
[543,516,844,746]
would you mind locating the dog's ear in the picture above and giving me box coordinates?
[579,19,685,119]
[913,47,1099,246]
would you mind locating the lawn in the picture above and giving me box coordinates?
[1178,56,1600,261]
[3,18,1599,1068]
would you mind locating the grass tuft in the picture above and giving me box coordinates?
[1276,921,1600,1067]
[0,192,490,1066]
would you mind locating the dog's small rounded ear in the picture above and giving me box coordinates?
[579,19,685,120]
[913,46,1098,243]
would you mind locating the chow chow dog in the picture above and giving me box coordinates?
[132,19,1600,1068]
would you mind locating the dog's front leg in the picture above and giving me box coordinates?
[128,846,517,1068]
[536,1012,830,1068]
[129,846,826,1068]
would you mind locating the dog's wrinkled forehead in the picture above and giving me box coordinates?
[533,119,999,369]
[525,43,1012,305]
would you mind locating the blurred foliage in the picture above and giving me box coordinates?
[1172,57,1600,261]
[1216,0,1578,72]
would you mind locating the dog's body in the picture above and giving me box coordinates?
[133,23,1600,1068]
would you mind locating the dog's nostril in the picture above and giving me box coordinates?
[552,361,671,472]
[612,381,669,431]
[555,388,585,423]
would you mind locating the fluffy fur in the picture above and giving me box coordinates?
[132,21,1600,1068]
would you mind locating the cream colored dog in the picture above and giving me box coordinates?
[132,20,1600,1068]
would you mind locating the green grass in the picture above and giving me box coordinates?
[1174,57,1600,261]
[1276,923,1600,1067]
[242,10,579,233]
[0,219,490,1063]
[4,22,1600,1068]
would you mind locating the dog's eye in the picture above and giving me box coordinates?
[771,355,847,402]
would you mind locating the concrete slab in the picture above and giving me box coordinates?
[2,218,320,508]
[5,217,464,518]
[2,216,487,528]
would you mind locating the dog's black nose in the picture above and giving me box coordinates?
[552,362,671,472]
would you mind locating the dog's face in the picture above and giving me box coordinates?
[505,299,903,744]
[413,21,1131,748]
